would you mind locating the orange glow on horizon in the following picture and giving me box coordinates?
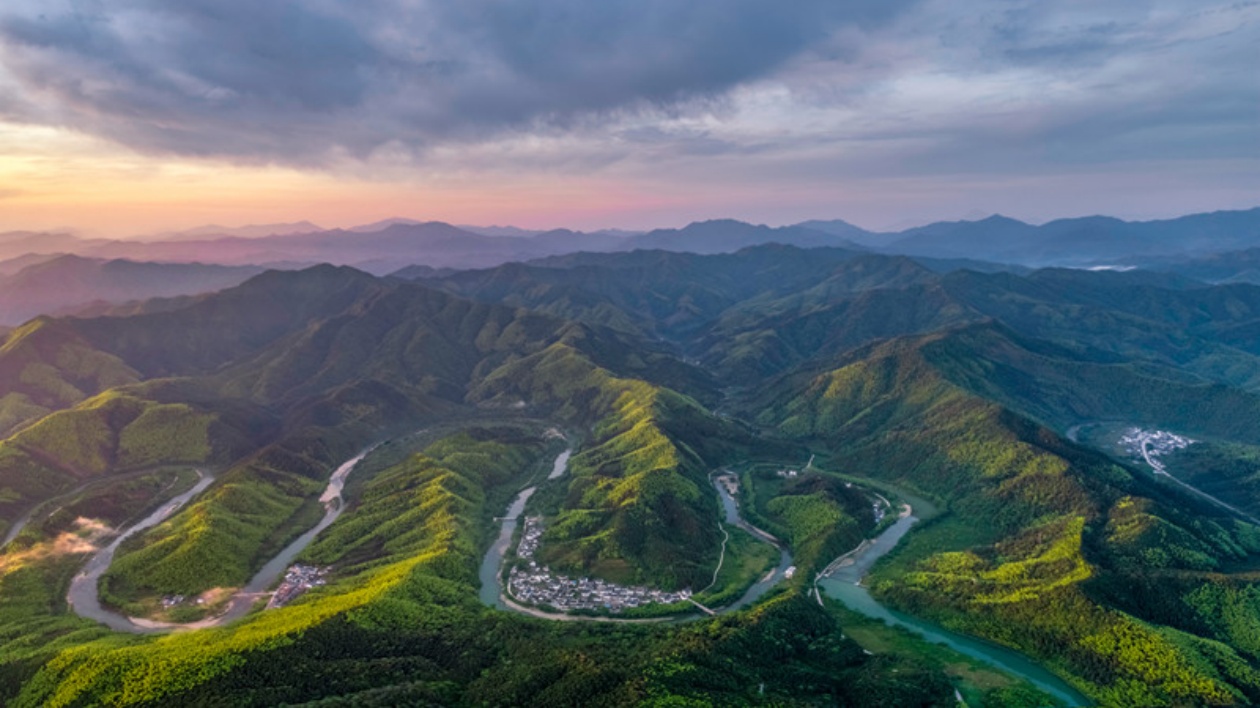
[0,122,729,236]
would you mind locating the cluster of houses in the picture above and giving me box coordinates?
[507,561,691,613]
[1119,428,1195,475]
[517,516,545,559]
[267,564,328,609]
[1120,428,1194,458]
[775,468,800,479]
[159,594,205,609]
[510,515,690,613]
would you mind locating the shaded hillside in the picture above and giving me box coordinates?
[0,319,141,438]
[921,323,1260,441]
[420,247,959,383]
[0,385,269,541]
[65,265,387,379]
[684,256,1260,391]
[700,279,981,384]
[415,245,863,338]
[937,269,1260,390]
[1135,247,1260,285]
[0,255,265,326]
[409,248,1260,399]
[0,265,730,597]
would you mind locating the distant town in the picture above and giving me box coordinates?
[1119,428,1195,476]
[508,516,691,613]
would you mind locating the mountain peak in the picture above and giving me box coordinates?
[977,214,1027,226]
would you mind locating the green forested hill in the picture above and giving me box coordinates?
[469,342,750,588]
[753,324,1260,705]
[0,319,141,437]
[919,323,1260,440]
[2,265,734,603]
[4,249,1260,706]
[415,245,866,339]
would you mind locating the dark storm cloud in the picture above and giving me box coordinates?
[0,0,917,163]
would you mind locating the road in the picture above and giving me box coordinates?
[1132,432,1260,525]
[482,462,792,622]
[67,444,379,634]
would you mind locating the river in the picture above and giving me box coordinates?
[546,449,572,480]
[479,486,536,610]
[478,446,567,610]
[816,514,1089,707]
[711,478,793,612]
[66,470,217,633]
[68,447,376,633]
[479,458,793,619]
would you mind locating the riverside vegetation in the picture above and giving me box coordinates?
[2,245,1260,704]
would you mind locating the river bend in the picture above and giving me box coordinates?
[68,447,375,633]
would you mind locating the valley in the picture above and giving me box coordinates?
[482,450,793,620]
[3,242,1260,706]
[65,470,217,632]
[815,503,1089,707]
[0,0,1250,699]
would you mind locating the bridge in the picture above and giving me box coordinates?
[687,598,716,616]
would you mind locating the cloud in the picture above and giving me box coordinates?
[676,0,1260,179]
[0,0,918,164]
[0,0,1253,230]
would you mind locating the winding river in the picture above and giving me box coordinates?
[68,447,376,633]
[816,512,1089,707]
[479,455,794,620]
[66,470,217,633]
[62,440,1089,703]
[711,479,793,612]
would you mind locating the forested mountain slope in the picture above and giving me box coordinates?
[4,245,1260,706]
[753,326,1260,705]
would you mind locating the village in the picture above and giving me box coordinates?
[159,593,206,610]
[508,516,691,613]
[267,564,329,609]
[1119,428,1195,475]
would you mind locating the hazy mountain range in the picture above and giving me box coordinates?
[3,207,1258,278]
[0,255,265,325]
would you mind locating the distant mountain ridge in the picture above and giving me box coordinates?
[4,206,1259,272]
[870,208,1260,265]
[141,221,325,241]
[0,255,265,325]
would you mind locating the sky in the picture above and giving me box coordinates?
[0,0,1256,236]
